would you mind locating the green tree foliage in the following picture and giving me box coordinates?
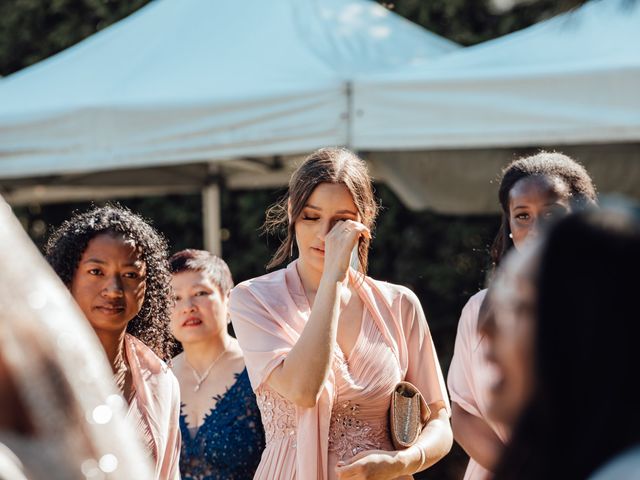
[379,0,586,46]
[0,0,150,76]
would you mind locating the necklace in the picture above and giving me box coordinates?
[185,348,228,392]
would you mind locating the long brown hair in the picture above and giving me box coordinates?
[264,147,379,274]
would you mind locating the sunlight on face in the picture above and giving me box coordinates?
[70,233,146,335]
[509,175,571,250]
[170,270,228,346]
[293,182,360,275]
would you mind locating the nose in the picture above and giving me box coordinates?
[316,219,333,242]
[101,274,124,298]
[526,216,543,241]
[181,297,196,313]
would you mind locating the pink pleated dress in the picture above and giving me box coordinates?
[230,261,450,480]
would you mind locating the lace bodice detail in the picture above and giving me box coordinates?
[179,369,265,480]
[327,400,388,460]
[255,386,297,447]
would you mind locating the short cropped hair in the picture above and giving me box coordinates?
[169,249,234,296]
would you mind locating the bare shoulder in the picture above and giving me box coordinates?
[214,338,246,375]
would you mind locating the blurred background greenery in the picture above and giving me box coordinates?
[1,1,587,478]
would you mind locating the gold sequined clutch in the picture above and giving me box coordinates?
[389,381,431,449]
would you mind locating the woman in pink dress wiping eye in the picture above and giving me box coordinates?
[230,147,453,480]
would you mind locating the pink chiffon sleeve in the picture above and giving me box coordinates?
[447,290,486,417]
[159,373,181,480]
[400,287,451,416]
[229,283,299,392]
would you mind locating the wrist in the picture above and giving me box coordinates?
[397,446,424,475]
[321,265,348,284]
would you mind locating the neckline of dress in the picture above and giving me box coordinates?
[336,305,368,364]
[287,261,369,363]
[179,368,247,441]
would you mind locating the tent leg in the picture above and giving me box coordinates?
[202,182,221,256]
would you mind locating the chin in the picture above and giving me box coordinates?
[178,331,211,345]
[88,315,130,332]
[298,254,323,272]
[309,256,325,272]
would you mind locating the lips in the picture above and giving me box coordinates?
[182,317,203,327]
[311,246,325,255]
[95,304,125,315]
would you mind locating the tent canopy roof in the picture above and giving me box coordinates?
[353,0,640,150]
[0,0,457,179]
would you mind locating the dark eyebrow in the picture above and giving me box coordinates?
[83,258,106,265]
[513,201,565,210]
[82,258,144,268]
[304,204,358,216]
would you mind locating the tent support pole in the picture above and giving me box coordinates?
[202,167,221,256]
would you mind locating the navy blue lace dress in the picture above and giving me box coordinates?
[179,368,265,480]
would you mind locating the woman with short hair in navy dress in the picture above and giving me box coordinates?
[169,249,265,480]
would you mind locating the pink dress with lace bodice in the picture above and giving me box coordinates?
[230,262,450,480]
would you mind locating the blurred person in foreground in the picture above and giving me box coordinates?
[481,203,640,479]
[45,204,181,480]
[169,249,264,479]
[0,198,153,479]
[447,151,597,479]
[230,147,452,479]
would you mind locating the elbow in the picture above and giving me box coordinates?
[430,408,454,460]
[443,421,454,454]
[443,416,454,457]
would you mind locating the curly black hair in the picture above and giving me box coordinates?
[45,204,174,361]
[490,151,597,268]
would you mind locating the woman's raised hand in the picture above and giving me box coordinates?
[323,220,371,281]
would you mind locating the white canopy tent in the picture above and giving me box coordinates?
[0,0,458,253]
[353,0,640,212]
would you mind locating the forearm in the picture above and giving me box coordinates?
[451,402,504,471]
[398,408,453,475]
[267,271,342,407]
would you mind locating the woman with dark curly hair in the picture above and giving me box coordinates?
[45,204,181,480]
[447,151,597,480]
